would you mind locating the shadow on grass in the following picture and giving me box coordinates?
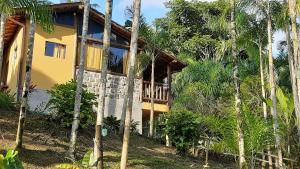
[18,147,69,167]
[104,155,120,163]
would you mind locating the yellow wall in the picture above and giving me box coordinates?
[5,28,24,94]
[31,24,77,89]
[142,102,170,113]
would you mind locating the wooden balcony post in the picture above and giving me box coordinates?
[167,64,172,106]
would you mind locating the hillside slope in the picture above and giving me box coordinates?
[0,111,234,169]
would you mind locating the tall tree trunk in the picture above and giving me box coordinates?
[119,93,127,136]
[149,53,155,137]
[68,0,90,160]
[259,41,273,169]
[267,1,283,168]
[93,0,113,168]
[288,0,300,138]
[286,23,300,139]
[15,16,36,149]
[259,41,268,119]
[230,0,247,168]
[0,14,6,81]
[120,0,141,168]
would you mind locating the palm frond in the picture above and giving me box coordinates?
[0,0,54,32]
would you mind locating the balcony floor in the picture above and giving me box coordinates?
[142,102,169,113]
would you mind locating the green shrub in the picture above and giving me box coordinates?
[0,90,15,110]
[104,116,120,134]
[47,80,96,128]
[130,120,140,135]
[0,150,23,169]
[103,116,140,135]
[163,109,201,155]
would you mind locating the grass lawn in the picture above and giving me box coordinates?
[0,111,234,168]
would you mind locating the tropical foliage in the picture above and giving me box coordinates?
[0,150,23,169]
[0,90,15,110]
[47,80,96,128]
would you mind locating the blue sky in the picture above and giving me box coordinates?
[51,0,168,26]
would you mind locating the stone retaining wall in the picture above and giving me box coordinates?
[82,70,143,133]
[28,70,143,133]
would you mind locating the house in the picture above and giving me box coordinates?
[1,2,186,134]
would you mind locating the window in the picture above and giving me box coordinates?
[108,47,128,74]
[45,41,66,59]
[54,12,74,26]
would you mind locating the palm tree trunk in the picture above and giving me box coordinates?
[93,0,113,168]
[285,23,300,139]
[288,0,300,138]
[15,16,36,149]
[259,41,273,169]
[259,41,268,119]
[230,0,247,168]
[267,1,283,168]
[149,53,155,137]
[0,14,6,81]
[120,0,141,168]
[68,0,90,160]
[119,93,128,136]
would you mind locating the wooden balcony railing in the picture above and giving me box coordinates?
[142,81,169,104]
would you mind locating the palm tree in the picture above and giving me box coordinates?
[15,16,36,149]
[0,0,54,149]
[150,53,155,137]
[288,0,300,137]
[0,14,6,80]
[93,0,113,168]
[266,0,283,168]
[230,0,247,168]
[68,0,90,160]
[139,25,169,137]
[120,0,141,168]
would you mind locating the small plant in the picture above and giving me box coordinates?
[163,109,201,155]
[130,120,140,135]
[0,90,15,110]
[55,150,93,169]
[0,150,23,169]
[47,80,96,128]
[104,116,121,134]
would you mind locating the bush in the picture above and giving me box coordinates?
[103,116,140,135]
[0,150,23,169]
[163,109,201,155]
[0,90,15,110]
[130,120,140,135]
[104,116,120,134]
[47,80,96,128]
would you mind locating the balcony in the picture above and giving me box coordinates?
[142,81,171,113]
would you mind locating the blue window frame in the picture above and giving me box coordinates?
[45,41,66,59]
[45,41,55,57]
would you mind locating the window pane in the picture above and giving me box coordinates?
[45,41,66,59]
[54,12,74,26]
[45,41,55,57]
[108,47,128,74]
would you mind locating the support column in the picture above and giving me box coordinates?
[167,64,172,107]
